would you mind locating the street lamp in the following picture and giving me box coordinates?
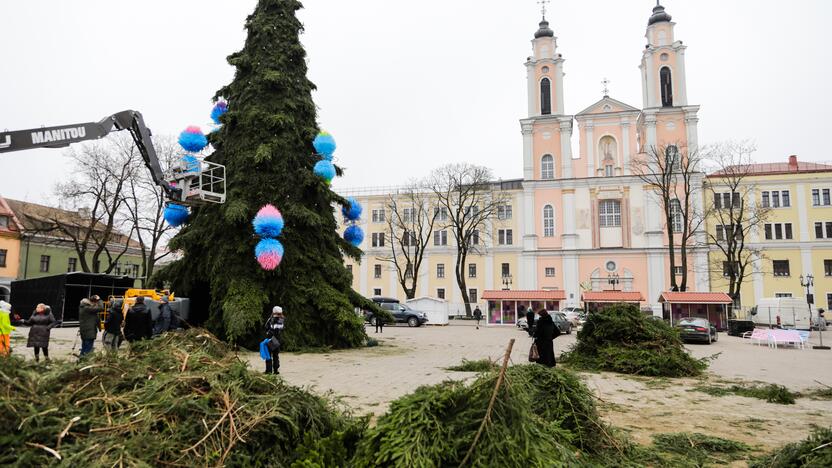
[801,274,829,350]
[501,274,513,291]
[607,273,620,291]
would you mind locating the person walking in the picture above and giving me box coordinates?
[102,303,124,353]
[124,297,153,342]
[153,296,173,336]
[374,312,385,333]
[25,303,58,362]
[533,309,560,368]
[78,295,103,358]
[264,306,285,374]
[0,300,14,357]
[473,306,483,329]
[524,305,535,337]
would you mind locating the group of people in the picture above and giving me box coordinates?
[0,294,179,361]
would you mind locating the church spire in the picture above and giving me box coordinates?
[648,1,672,26]
[535,0,554,38]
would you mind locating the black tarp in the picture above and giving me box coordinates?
[10,273,135,323]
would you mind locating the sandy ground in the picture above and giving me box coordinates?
[9,322,832,451]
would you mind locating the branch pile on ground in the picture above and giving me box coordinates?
[560,303,708,377]
[350,364,636,467]
[749,427,832,468]
[0,329,363,466]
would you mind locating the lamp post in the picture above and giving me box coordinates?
[607,273,620,291]
[501,274,513,291]
[801,274,829,350]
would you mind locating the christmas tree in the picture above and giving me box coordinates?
[162,0,370,349]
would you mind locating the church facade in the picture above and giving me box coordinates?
[341,4,709,316]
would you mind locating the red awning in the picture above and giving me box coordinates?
[481,290,567,301]
[581,291,644,303]
[658,292,732,304]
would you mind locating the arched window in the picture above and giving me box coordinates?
[540,78,552,115]
[541,154,554,179]
[660,67,673,107]
[665,145,680,171]
[543,205,555,237]
[599,200,622,227]
[670,199,683,233]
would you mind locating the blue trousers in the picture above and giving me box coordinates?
[80,338,95,357]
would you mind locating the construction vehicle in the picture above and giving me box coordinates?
[101,288,190,328]
[0,110,226,206]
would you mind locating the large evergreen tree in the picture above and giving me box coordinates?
[162,0,370,349]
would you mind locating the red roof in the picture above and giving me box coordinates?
[581,291,644,303]
[481,290,566,301]
[658,292,732,304]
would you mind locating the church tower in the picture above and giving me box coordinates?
[638,2,700,152]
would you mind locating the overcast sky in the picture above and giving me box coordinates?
[1,0,830,204]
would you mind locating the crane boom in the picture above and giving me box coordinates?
[0,110,226,206]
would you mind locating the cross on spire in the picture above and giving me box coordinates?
[537,0,550,19]
[602,77,610,97]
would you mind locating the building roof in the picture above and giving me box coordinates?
[648,3,672,26]
[582,291,645,303]
[575,96,640,117]
[658,292,732,304]
[482,289,566,301]
[534,19,554,38]
[707,155,832,177]
[0,196,24,235]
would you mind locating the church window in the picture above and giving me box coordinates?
[599,200,622,227]
[670,199,683,232]
[541,154,554,179]
[540,78,552,115]
[543,205,555,237]
[660,67,673,107]
[605,164,614,177]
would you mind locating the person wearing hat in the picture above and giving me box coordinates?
[263,306,285,374]
[124,296,153,342]
[78,295,103,358]
[0,300,16,357]
[153,296,174,336]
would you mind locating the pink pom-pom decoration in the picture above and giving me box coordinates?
[178,126,208,152]
[253,204,284,238]
[255,238,284,271]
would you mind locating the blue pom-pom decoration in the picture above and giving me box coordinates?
[344,225,364,247]
[210,100,228,125]
[313,131,336,159]
[255,238,284,270]
[252,204,284,238]
[163,204,189,227]
[178,126,208,152]
[313,160,336,182]
[341,197,362,221]
[182,154,200,173]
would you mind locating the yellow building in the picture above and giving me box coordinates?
[0,197,22,301]
[339,181,524,312]
[706,156,832,311]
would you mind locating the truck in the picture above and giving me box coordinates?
[750,297,814,330]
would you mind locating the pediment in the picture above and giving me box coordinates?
[576,96,640,116]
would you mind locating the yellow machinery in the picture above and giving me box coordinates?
[99,289,176,328]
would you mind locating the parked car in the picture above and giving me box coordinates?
[516,312,572,334]
[675,317,718,344]
[369,297,428,327]
[562,308,585,327]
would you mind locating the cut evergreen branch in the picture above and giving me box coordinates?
[749,427,832,468]
[560,303,708,377]
[445,358,499,372]
[692,383,797,404]
[652,432,751,466]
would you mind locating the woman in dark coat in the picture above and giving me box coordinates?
[25,303,58,362]
[123,297,153,342]
[533,309,560,368]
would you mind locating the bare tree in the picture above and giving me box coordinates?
[48,134,139,273]
[377,184,438,299]
[702,142,769,307]
[123,135,179,285]
[428,163,507,316]
[632,142,705,291]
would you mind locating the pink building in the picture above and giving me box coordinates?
[519,4,708,314]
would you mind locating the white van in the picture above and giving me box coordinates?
[751,297,814,330]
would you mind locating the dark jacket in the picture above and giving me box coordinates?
[534,313,560,368]
[525,309,535,327]
[153,303,173,336]
[473,308,482,320]
[103,307,123,335]
[78,299,102,340]
[265,316,285,351]
[124,303,153,342]
[25,311,58,348]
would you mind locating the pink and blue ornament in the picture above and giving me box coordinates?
[178,126,208,152]
[182,154,200,173]
[341,197,362,221]
[163,203,189,227]
[313,131,336,159]
[255,238,284,270]
[343,225,364,247]
[252,204,284,238]
[313,160,336,183]
[210,100,228,125]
